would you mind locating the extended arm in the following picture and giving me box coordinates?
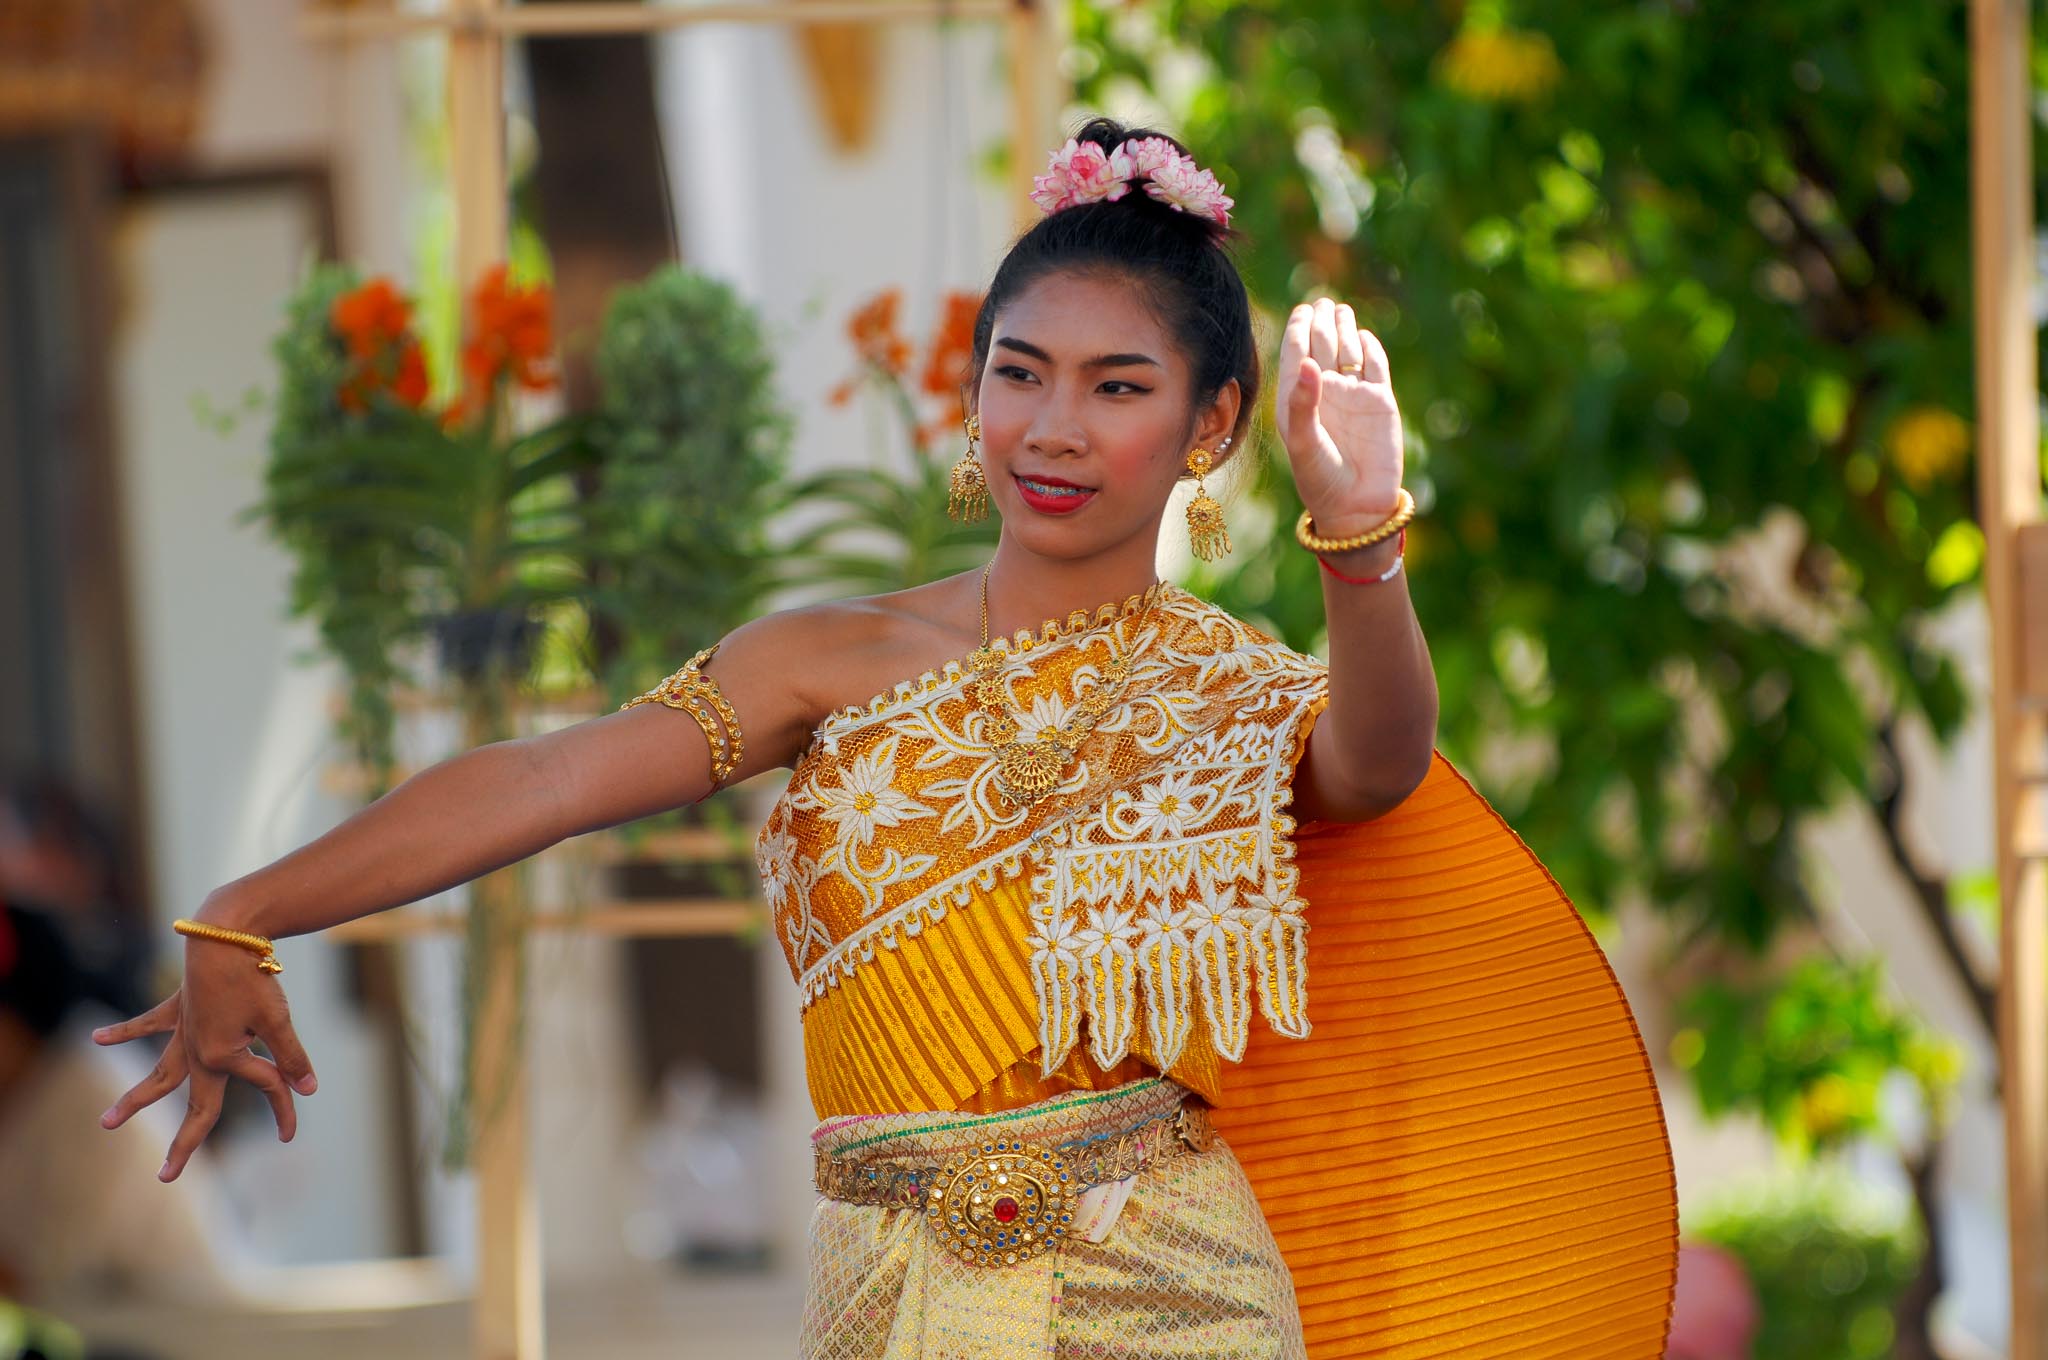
[94,606,823,1178]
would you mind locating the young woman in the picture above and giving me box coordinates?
[94,120,1677,1358]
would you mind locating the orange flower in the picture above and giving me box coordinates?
[920,291,981,400]
[330,277,414,361]
[390,339,430,409]
[847,288,913,377]
[329,276,436,415]
[462,264,557,395]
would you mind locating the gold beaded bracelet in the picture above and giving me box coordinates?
[1295,486,1417,554]
[173,919,283,975]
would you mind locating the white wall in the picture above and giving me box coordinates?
[111,185,399,1264]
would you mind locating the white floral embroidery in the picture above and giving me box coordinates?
[1120,770,1211,838]
[810,732,934,849]
[1134,902,1200,1067]
[1029,906,1087,1073]
[1015,691,1076,742]
[756,587,1330,1081]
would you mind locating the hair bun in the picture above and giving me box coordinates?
[1029,118,1235,235]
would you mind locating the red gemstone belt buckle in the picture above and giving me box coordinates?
[925,1137,1076,1267]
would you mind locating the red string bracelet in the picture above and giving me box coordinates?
[1316,527,1406,585]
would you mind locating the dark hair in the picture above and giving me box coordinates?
[969,117,1260,460]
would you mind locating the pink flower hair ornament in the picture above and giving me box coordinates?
[1028,136,1234,228]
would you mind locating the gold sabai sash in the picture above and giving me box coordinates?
[755,582,1326,1117]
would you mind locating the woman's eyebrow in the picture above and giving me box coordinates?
[994,337,1163,369]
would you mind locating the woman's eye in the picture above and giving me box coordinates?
[993,367,1145,395]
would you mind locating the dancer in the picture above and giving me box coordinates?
[96,118,1676,1356]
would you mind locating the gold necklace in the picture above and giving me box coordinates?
[968,563,1163,806]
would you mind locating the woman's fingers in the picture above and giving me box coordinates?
[225,1052,299,1142]
[1309,297,1340,369]
[258,1008,319,1096]
[1279,303,1311,372]
[1358,324,1391,385]
[92,993,179,1046]
[101,1040,189,1131]
[161,1065,229,1182]
[1334,302,1366,376]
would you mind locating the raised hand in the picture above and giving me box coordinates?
[1275,297,1407,536]
[93,912,317,1182]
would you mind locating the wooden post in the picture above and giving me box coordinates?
[1969,1,2048,1356]
[1007,0,1044,232]
[462,701,542,1360]
[444,6,538,1357]
[449,0,509,284]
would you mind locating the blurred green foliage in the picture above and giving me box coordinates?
[1689,1166,1923,1360]
[1066,0,2004,949]
[1674,956,1962,1158]
[0,1301,82,1360]
[588,268,795,696]
[253,263,790,779]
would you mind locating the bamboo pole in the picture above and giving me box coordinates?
[1007,0,1045,231]
[304,0,1011,41]
[328,900,761,942]
[1969,1,2048,1355]
[443,4,538,1355]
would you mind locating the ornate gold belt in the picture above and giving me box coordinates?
[813,1097,1217,1268]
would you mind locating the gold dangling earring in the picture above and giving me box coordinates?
[948,412,991,522]
[1185,442,1232,560]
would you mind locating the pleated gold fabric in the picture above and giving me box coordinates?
[1210,754,1679,1359]
[804,1078,1305,1359]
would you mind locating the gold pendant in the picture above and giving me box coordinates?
[996,733,1072,803]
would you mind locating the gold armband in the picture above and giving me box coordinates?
[173,919,283,974]
[621,642,745,786]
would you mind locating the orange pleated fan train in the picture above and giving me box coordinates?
[1210,751,1679,1359]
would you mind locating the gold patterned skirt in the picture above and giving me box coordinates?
[802,1077,1307,1359]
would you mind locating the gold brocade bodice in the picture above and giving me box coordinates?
[755,583,1331,1119]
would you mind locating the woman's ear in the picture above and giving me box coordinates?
[1198,378,1244,466]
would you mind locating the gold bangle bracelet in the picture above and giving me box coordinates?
[173,919,284,975]
[1295,487,1417,554]
[622,642,745,785]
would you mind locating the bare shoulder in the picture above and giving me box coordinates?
[706,575,981,762]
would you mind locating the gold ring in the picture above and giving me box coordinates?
[1337,361,1365,375]
[926,1138,1076,1266]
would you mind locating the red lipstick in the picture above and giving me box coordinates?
[1013,473,1098,515]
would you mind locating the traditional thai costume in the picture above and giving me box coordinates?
[724,581,1676,1357]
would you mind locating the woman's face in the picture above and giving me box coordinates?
[970,270,1238,560]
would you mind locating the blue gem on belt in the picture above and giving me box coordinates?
[925,1138,1073,1267]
